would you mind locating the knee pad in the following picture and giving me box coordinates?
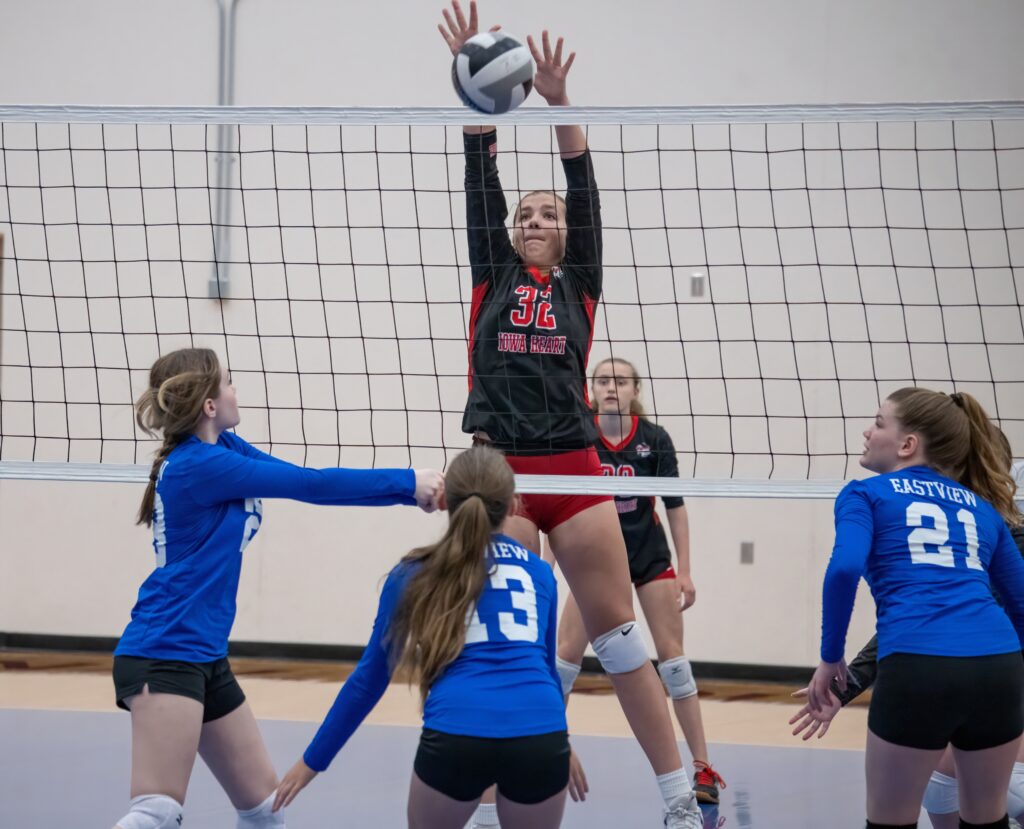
[116,794,184,829]
[1007,761,1024,818]
[237,793,284,828]
[921,770,959,814]
[657,656,698,700]
[592,622,649,675]
[555,657,581,696]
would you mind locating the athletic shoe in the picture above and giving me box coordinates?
[693,763,726,805]
[663,793,703,829]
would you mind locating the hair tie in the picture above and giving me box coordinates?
[149,472,159,482]
[464,492,487,501]
[950,392,964,407]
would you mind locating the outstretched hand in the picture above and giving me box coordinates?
[788,686,841,740]
[272,758,318,812]
[526,30,576,106]
[438,0,500,56]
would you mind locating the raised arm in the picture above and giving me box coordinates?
[438,1,517,281]
[526,31,585,159]
[526,30,601,295]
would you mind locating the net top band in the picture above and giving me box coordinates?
[1,101,1023,126]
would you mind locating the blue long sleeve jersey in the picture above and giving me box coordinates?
[115,432,416,662]
[303,534,566,772]
[821,465,1024,663]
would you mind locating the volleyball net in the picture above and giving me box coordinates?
[1,102,1022,498]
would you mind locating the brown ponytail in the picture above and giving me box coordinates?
[135,348,223,525]
[950,393,1022,527]
[888,388,1021,526]
[387,445,514,705]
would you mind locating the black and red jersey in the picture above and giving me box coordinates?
[595,416,685,558]
[461,130,602,454]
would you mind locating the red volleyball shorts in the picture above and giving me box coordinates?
[503,447,612,534]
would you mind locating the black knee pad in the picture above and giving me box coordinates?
[959,816,1009,829]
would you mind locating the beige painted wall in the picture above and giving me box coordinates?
[2,0,1021,667]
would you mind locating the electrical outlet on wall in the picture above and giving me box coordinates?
[740,541,754,564]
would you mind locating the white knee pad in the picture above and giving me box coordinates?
[592,622,649,674]
[657,656,698,700]
[921,770,959,815]
[116,794,184,829]
[555,657,581,696]
[237,793,285,828]
[1007,762,1024,818]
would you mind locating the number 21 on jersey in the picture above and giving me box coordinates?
[905,501,981,570]
[465,564,539,643]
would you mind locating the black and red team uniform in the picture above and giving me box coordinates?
[595,415,685,585]
[462,129,609,532]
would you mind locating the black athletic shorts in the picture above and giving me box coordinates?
[413,728,570,804]
[113,655,246,723]
[868,651,1024,751]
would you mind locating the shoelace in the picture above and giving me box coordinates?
[694,764,727,791]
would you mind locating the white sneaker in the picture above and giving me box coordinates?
[663,792,703,829]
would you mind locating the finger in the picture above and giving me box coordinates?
[791,687,809,699]
[489,24,501,31]
[438,23,455,50]
[526,34,543,65]
[553,36,564,65]
[562,51,576,74]
[441,9,459,41]
[803,721,820,741]
[467,0,477,32]
[272,788,285,812]
[818,720,831,739]
[542,30,553,62]
[452,0,468,32]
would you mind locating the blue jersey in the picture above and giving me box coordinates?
[821,465,1024,662]
[115,432,416,662]
[303,534,565,772]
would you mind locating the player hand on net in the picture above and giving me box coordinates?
[567,747,590,802]
[806,658,846,714]
[414,469,445,513]
[438,0,500,57]
[677,572,697,612]
[789,685,841,740]
[272,758,318,812]
[526,30,576,106]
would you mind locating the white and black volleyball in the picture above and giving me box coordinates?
[452,31,535,115]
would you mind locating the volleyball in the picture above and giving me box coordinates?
[452,31,535,115]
